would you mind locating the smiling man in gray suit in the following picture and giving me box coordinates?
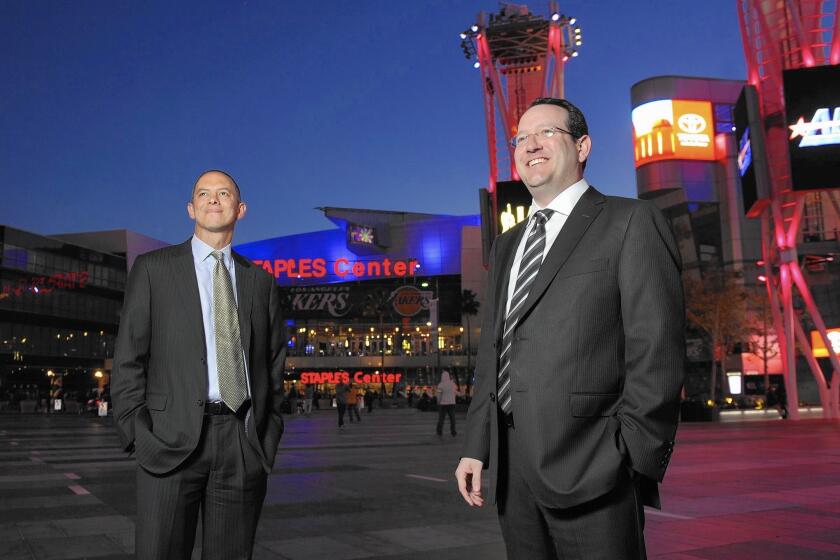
[455,98,685,559]
[112,170,286,559]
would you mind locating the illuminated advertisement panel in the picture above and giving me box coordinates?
[811,327,840,358]
[632,99,716,167]
[495,180,532,234]
[783,64,840,191]
[347,224,377,246]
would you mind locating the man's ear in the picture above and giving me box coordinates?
[187,201,196,220]
[577,135,592,163]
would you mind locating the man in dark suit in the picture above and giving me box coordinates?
[112,170,286,559]
[455,98,685,559]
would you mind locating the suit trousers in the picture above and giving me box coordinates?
[496,415,647,560]
[135,413,267,560]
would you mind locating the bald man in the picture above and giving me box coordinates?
[113,170,286,559]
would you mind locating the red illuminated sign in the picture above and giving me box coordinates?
[299,371,403,385]
[253,258,419,280]
[0,271,90,300]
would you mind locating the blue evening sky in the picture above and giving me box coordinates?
[1,1,745,245]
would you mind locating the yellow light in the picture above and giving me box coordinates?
[426,322,432,327]
[348,327,352,332]
[657,131,663,154]
[415,327,420,332]
[83,332,88,337]
[394,327,400,332]
[99,331,104,336]
[21,337,27,343]
[725,397,734,405]
[47,370,55,377]
[370,327,375,332]
[459,327,464,332]
[437,327,442,332]
[706,399,714,407]
[57,334,61,340]
[94,370,103,379]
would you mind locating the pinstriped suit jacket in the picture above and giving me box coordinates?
[112,240,286,475]
[463,186,685,509]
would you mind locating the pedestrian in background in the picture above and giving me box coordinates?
[436,370,457,437]
[335,382,348,428]
[347,383,361,423]
[303,383,314,415]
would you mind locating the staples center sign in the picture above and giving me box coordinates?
[300,371,403,385]
[632,99,716,167]
[253,258,419,280]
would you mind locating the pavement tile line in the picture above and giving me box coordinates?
[2,413,840,559]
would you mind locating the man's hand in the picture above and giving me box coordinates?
[455,457,484,507]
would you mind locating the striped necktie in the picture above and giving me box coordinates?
[211,251,248,412]
[497,209,554,415]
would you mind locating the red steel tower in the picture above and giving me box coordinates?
[460,2,582,221]
[738,0,840,419]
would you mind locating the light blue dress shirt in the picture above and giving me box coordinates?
[191,235,250,402]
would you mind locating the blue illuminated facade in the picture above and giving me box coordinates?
[235,209,479,287]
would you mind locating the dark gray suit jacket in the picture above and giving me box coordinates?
[112,240,286,475]
[463,186,685,509]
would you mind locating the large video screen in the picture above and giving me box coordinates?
[632,99,716,167]
[783,64,840,191]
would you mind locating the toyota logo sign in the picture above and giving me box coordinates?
[678,113,707,134]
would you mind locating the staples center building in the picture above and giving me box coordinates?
[234,207,486,392]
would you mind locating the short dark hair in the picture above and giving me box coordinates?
[529,98,588,139]
[192,169,241,199]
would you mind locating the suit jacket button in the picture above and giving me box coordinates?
[490,393,496,402]
[196,399,204,406]
[200,358,206,364]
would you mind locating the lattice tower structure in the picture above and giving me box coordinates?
[460,2,581,199]
[738,0,840,419]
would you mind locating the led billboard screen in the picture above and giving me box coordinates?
[783,64,840,191]
[632,99,716,167]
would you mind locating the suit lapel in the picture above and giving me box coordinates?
[493,222,528,339]
[172,240,207,353]
[517,187,605,322]
[233,252,254,368]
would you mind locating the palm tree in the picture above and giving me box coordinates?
[459,289,480,389]
[363,287,392,374]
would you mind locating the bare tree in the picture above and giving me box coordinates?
[684,270,763,402]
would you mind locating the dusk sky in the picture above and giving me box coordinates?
[1,0,746,245]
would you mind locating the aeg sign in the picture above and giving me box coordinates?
[632,99,716,167]
[783,65,840,191]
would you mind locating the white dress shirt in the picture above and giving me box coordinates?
[191,235,250,402]
[505,179,590,316]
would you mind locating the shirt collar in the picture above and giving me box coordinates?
[528,178,589,220]
[191,235,232,265]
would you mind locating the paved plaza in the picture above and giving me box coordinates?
[1,408,840,559]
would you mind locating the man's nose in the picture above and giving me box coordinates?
[524,134,541,151]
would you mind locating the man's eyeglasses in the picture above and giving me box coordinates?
[511,126,575,148]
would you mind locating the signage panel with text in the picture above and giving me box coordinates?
[632,99,716,167]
